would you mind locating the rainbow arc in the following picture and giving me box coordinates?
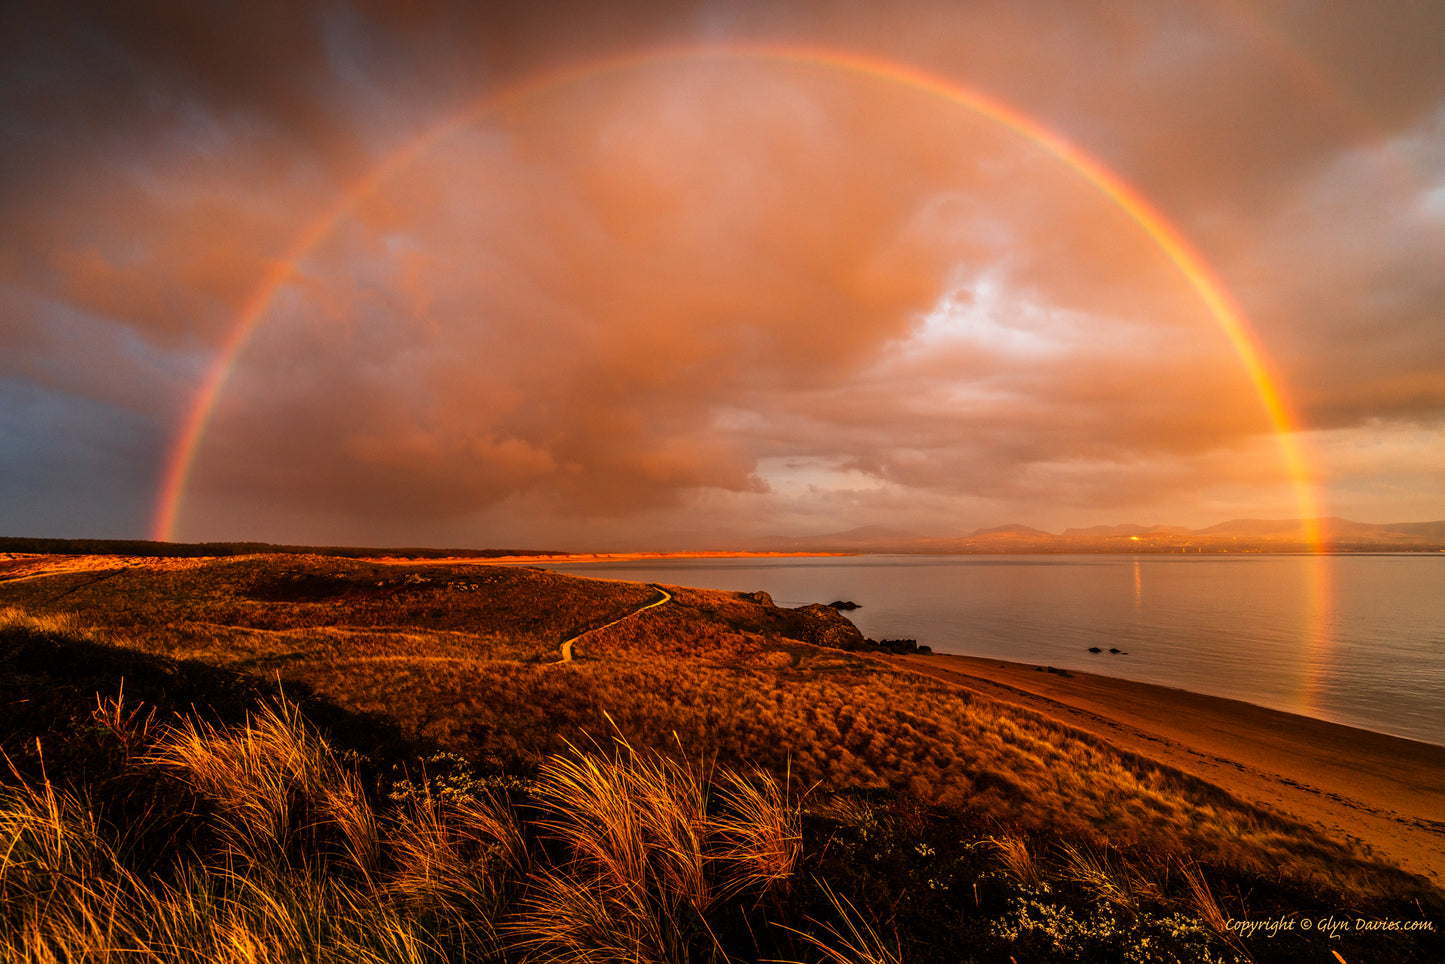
[152,42,1321,548]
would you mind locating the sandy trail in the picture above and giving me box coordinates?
[558,586,671,662]
[879,651,1445,886]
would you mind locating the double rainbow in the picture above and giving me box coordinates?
[152,42,1320,546]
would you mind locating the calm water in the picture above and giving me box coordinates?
[541,554,1445,747]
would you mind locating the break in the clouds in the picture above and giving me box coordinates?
[2,1,1442,547]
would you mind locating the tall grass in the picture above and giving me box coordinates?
[1055,841,1160,911]
[149,697,381,875]
[987,835,1042,891]
[381,773,527,960]
[0,760,151,957]
[6,563,1441,962]
[1,694,801,963]
[510,734,799,963]
[712,765,802,899]
[140,864,439,964]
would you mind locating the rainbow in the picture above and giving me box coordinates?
[152,42,1321,545]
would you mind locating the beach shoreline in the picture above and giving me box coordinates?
[877,650,1445,886]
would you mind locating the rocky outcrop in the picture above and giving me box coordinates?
[733,592,931,655]
[874,638,931,655]
[785,603,868,650]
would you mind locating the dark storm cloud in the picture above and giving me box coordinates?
[0,0,719,352]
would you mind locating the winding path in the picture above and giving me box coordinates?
[558,585,671,663]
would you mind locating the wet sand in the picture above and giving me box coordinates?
[878,651,1445,886]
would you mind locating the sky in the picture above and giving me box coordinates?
[2,1,1443,550]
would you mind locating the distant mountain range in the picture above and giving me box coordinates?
[5,517,1443,559]
[751,517,1445,553]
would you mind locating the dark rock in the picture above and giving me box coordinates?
[1088,646,1103,653]
[1109,648,1126,654]
[827,600,861,610]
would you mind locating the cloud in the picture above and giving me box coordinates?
[179,58,1290,534]
[1197,104,1445,441]
[2,0,1442,543]
[188,63,967,519]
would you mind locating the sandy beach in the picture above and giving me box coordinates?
[879,651,1445,887]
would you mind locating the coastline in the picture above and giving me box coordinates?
[390,550,857,564]
[878,650,1445,886]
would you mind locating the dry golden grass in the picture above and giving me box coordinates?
[987,835,1043,892]
[511,736,799,964]
[1055,841,1161,911]
[1,687,801,964]
[1,554,658,664]
[0,554,1423,906]
[213,642,1401,902]
[149,697,382,873]
[4,579,1442,963]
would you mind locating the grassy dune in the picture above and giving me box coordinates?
[1,552,1441,962]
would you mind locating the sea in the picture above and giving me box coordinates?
[539,553,1445,747]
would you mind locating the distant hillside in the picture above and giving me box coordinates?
[750,517,1445,554]
[1062,523,1191,537]
[969,523,1053,537]
[0,536,565,560]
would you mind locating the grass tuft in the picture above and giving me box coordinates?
[511,734,800,963]
[712,765,802,900]
[3,686,807,963]
[773,881,904,964]
[1056,840,1158,911]
[987,835,1043,891]
[148,697,381,875]
[384,790,523,956]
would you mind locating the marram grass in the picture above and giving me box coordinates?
[0,692,801,964]
[510,734,800,964]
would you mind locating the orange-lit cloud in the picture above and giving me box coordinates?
[2,1,1442,545]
